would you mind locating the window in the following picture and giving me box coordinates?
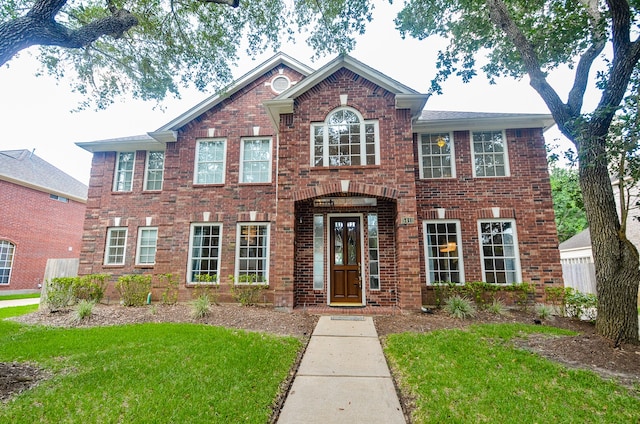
[144,151,164,191]
[0,241,15,285]
[419,133,454,178]
[105,228,127,265]
[195,139,226,184]
[188,224,222,284]
[313,215,324,290]
[424,221,464,284]
[240,139,271,183]
[113,152,135,192]
[236,223,269,283]
[368,214,380,290]
[472,131,509,177]
[479,220,521,284]
[49,194,68,203]
[136,227,158,265]
[312,107,379,167]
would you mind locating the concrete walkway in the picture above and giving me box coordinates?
[0,298,40,308]
[277,316,406,423]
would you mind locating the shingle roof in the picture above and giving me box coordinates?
[559,228,591,250]
[0,149,88,202]
[420,110,543,120]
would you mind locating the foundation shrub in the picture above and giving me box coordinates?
[116,275,152,307]
[229,275,268,306]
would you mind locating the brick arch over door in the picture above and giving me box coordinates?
[292,181,399,202]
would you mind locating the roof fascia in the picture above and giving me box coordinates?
[413,115,555,133]
[75,136,166,153]
[262,99,294,129]
[0,175,87,203]
[396,94,430,120]
[156,53,314,132]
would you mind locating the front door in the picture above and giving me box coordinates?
[330,216,362,304]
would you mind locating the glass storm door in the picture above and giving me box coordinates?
[330,216,362,304]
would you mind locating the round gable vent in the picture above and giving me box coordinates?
[271,75,291,93]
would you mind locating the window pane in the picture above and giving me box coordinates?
[196,140,225,184]
[190,224,221,283]
[241,139,271,183]
[424,221,462,284]
[313,215,324,290]
[368,214,380,290]
[114,152,135,192]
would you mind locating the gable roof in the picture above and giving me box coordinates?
[263,54,429,127]
[415,110,555,132]
[0,150,88,202]
[559,228,591,251]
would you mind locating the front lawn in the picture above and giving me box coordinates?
[0,320,301,423]
[0,304,38,319]
[384,324,639,423]
[0,293,40,300]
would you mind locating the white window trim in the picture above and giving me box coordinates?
[310,107,380,167]
[187,222,223,284]
[234,222,270,284]
[471,130,510,178]
[477,219,522,284]
[239,138,272,184]
[135,227,158,266]
[143,151,165,191]
[104,227,128,266]
[112,152,136,192]
[194,139,227,185]
[423,220,465,285]
[418,132,456,179]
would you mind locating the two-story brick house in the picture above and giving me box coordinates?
[77,53,563,310]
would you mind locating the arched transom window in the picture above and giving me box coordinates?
[311,108,379,167]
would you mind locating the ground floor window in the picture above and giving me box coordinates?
[105,228,127,265]
[367,214,380,290]
[313,215,324,290]
[236,223,269,283]
[479,220,521,284]
[188,224,222,283]
[424,220,464,284]
[0,240,15,284]
[136,227,158,265]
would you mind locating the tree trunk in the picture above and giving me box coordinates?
[579,133,640,344]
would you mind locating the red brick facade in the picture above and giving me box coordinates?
[78,54,563,309]
[0,180,86,291]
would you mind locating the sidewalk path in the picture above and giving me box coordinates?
[0,298,40,308]
[277,315,406,423]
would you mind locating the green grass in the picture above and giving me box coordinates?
[0,321,301,423]
[385,324,640,423]
[0,304,38,319]
[0,293,40,300]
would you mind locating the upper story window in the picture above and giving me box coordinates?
[478,220,521,284]
[49,194,69,203]
[0,240,15,285]
[472,131,509,177]
[113,152,135,192]
[144,151,165,191]
[311,107,379,167]
[195,139,226,185]
[419,133,455,178]
[240,138,272,183]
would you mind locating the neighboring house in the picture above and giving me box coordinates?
[0,149,88,292]
[560,180,640,299]
[76,53,563,310]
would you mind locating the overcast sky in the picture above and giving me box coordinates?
[0,2,594,185]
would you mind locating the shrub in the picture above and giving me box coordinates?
[158,273,180,305]
[486,299,508,315]
[444,295,476,319]
[535,303,553,320]
[190,295,211,319]
[116,275,152,307]
[44,277,75,311]
[74,300,95,322]
[564,288,598,321]
[230,275,268,306]
[72,274,108,303]
[545,286,566,316]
